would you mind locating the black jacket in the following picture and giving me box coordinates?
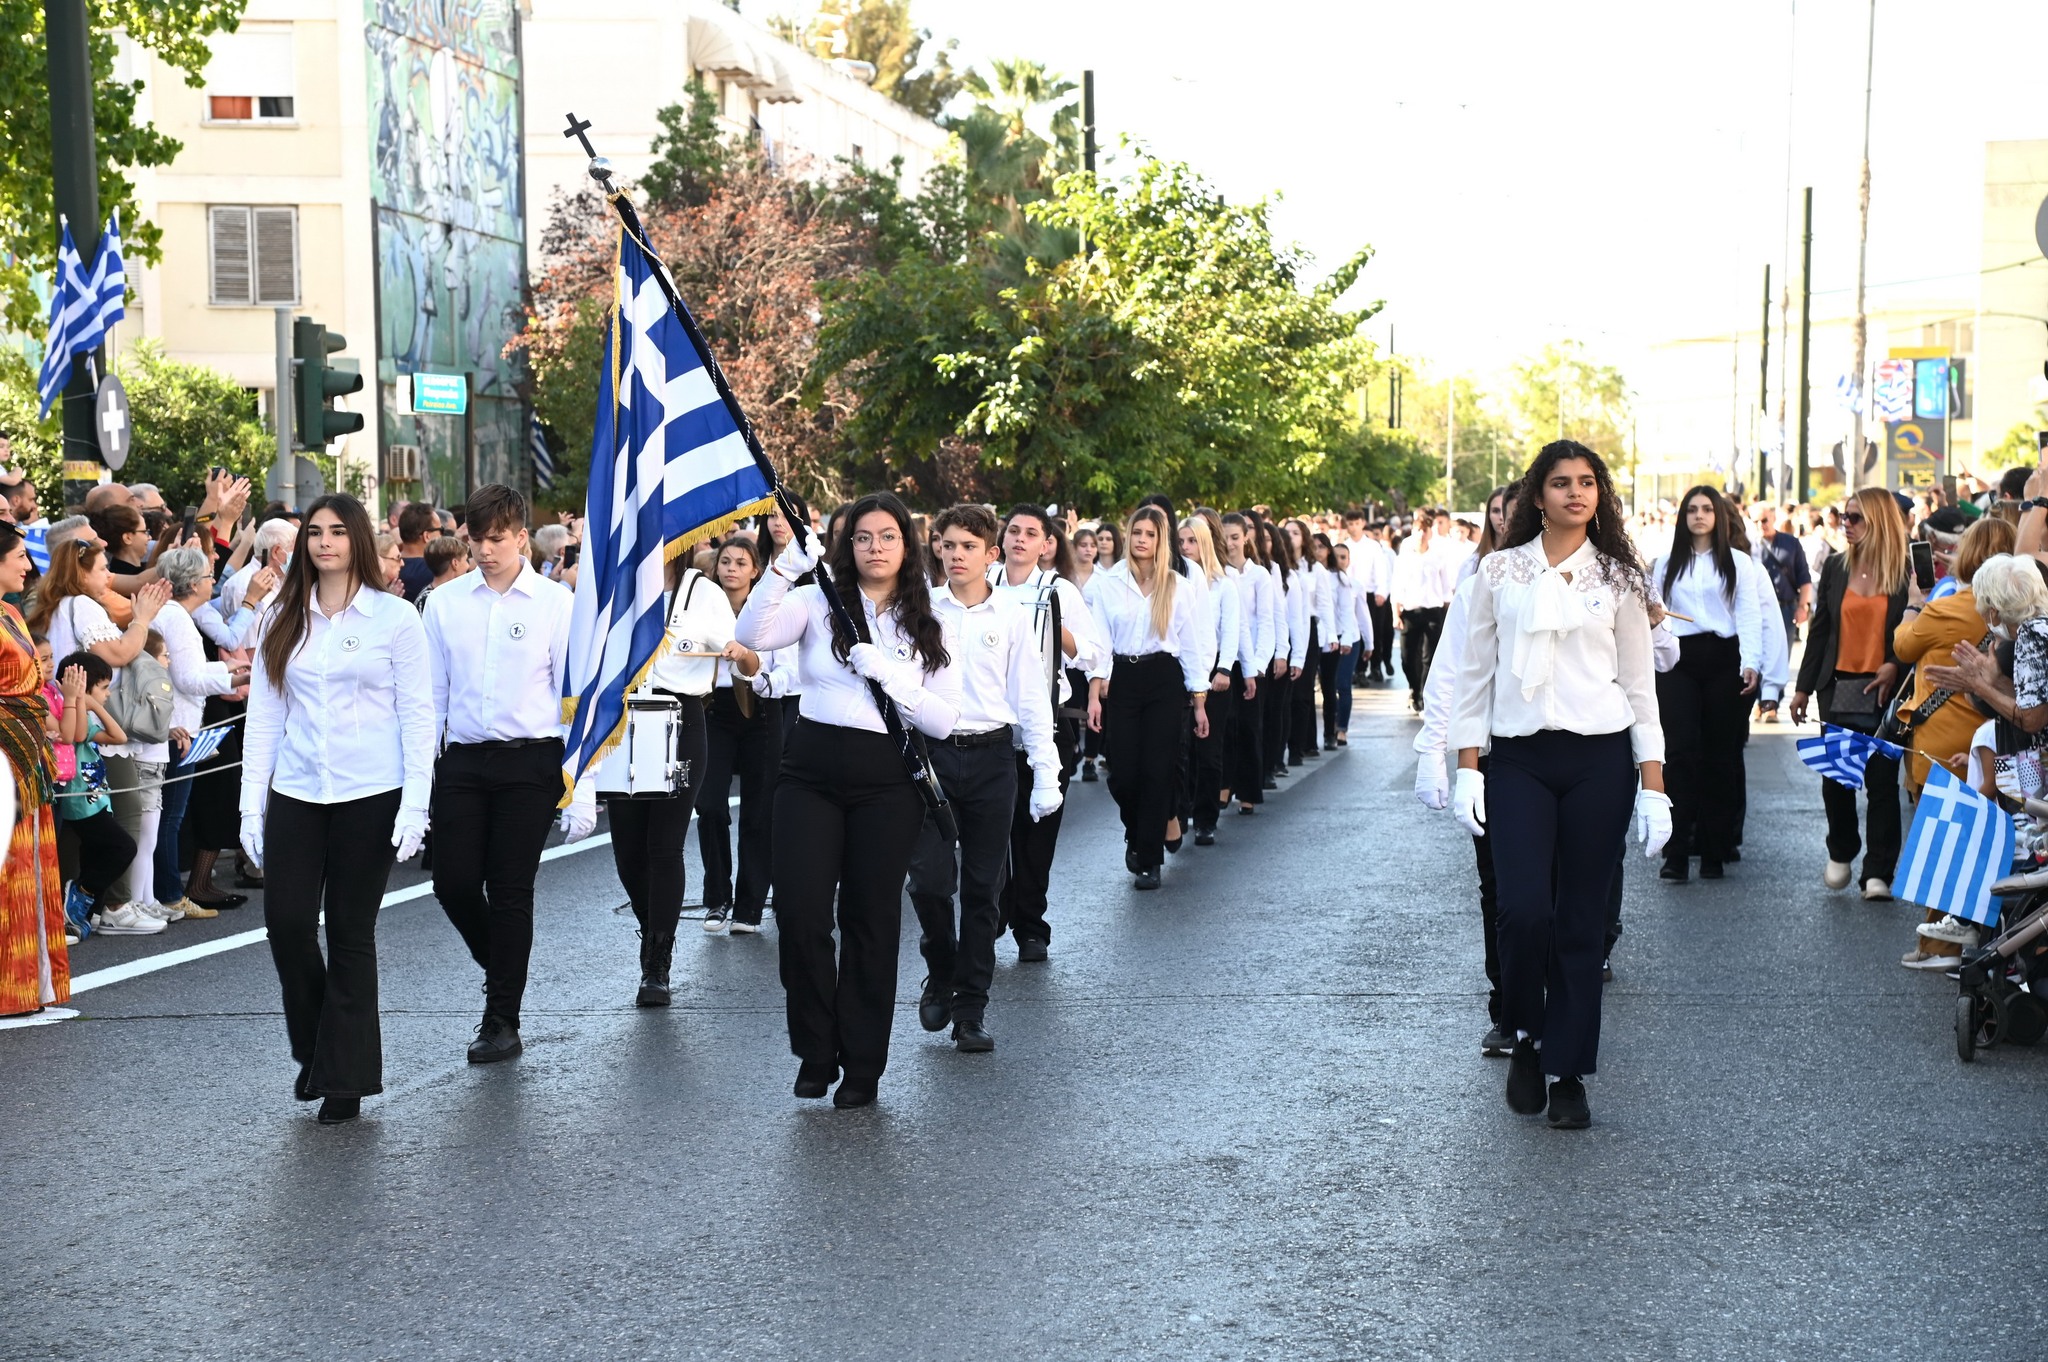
[1794,552,1907,720]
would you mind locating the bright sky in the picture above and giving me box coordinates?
[744,0,2048,391]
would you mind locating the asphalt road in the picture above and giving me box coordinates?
[5,686,2045,1362]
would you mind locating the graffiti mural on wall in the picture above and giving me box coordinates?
[366,0,525,504]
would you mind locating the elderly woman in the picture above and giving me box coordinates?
[1893,517,2016,795]
[1923,554,2048,763]
[151,548,246,915]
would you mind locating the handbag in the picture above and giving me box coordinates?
[1827,671,1882,733]
[1881,630,1994,744]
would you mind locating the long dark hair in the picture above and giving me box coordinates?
[1312,531,1342,583]
[1660,483,1737,604]
[1502,441,1644,595]
[1260,517,1297,584]
[824,491,949,673]
[1095,521,1122,566]
[261,493,383,685]
[1476,482,1517,559]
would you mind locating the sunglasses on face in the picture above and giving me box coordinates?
[1842,512,1866,526]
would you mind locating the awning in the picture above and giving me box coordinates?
[688,11,801,102]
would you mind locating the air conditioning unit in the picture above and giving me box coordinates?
[383,443,422,482]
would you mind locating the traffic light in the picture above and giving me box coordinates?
[293,317,365,450]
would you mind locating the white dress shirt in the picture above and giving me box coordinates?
[422,561,575,745]
[1308,561,1338,644]
[1349,570,1375,654]
[157,601,233,736]
[643,569,736,698]
[1198,566,1241,681]
[1227,563,1272,675]
[933,584,1060,787]
[1448,539,1664,763]
[988,564,1104,704]
[1281,566,1311,668]
[1741,552,1790,699]
[1330,570,1358,648]
[1346,536,1390,598]
[241,582,437,814]
[1085,561,1209,693]
[736,571,962,738]
[1652,550,1764,675]
[1392,535,1455,612]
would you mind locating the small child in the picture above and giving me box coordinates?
[142,628,167,666]
[52,652,148,936]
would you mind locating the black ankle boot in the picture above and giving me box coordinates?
[636,930,674,1007]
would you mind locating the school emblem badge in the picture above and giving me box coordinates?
[510,622,528,640]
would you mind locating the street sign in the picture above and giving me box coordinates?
[264,454,327,509]
[94,373,131,470]
[407,372,468,415]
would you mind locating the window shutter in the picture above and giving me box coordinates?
[209,206,252,305]
[253,208,298,304]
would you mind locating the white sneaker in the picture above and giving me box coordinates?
[1862,878,1894,902]
[92,903,167,935]
[702,904,729,933]
[729,919,761,935]
[137,899,185,922]
[1902,948,1957,970]
[1824,860,1852,890]
[1918,915,1982,947]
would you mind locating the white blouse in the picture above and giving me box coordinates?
[1085,561,1209,693]
[1653,551,1765,675]
[735,571,961,738]
[1447,539,1664,763]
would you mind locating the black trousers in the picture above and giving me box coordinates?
[65,807,135,912]
[1003,741,1068,946]
[773,720,925,1081]
[1263,669,1293,774]
[696,689,780,921]
[1400,606,1445,704]
[1822,737,1902,883]
[610,693,707,939]
[1231,670,1265,805]
[1317,645,1345,743]
[264,789,401,1099]
[1105,653,1189,871]
[1289,620,1322,761]
[431,739,565,1028]
[1655,632,1746,866]
[1369,597,1394,679]
[1191,670,1236,831]
[1487,729,1635,1079]
[908,737,1017,1022]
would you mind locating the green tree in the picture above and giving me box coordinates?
[1405,371,1520,508]
[639,79,734,210]
[0,0,248,332]
[1980,414,2048,472]
[770,0,962,120]
[1506,340,1632,465]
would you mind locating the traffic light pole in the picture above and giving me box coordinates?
[274,307,295,510]
[46,0,103,509]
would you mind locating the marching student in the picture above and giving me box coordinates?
[1327,539,1368,745]
[1651,485,1762,882]
[1312,532,1356,748]
[1088,505,1210,890]
[1070,526,1105,783]
[1220,512,1276,815]
[422,484,581,1063]
[907,505,1061,1053]
[738,491,962,1109]
[1448,442,1669,1130]
[1179,514,1239,843]
[1258,519,1303,782]
[697,535,788,938]
[1393,511,1453,712]
[988,504,1100,961]
[242,494,435,1125]
[1285,518,1333,761]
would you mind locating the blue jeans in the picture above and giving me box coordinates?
[154,759,194,903]
[1332,646,1360,731]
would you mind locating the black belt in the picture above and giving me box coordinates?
[447,736,563,751]
[944,724,1013,749]
[1114,652,1176,665]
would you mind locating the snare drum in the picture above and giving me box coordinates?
[595,695,689,799]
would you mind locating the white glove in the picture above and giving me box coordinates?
[1634,788,1673,860]
[1029,784,1063,822]
[774,536,818,578]
[1452,767,1487,839]
[391,806,430,862]
[239,812,265,871]
[1414,750,1449,811]
[848,642,922,711]
[557,796,598,845]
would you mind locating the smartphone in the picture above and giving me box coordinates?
[1911,539,1936,591]
[561,543,581,573]
[181,507,199,542]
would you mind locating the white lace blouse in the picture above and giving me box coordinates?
[1447,539,1664,763]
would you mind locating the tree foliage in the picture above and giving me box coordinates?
[769,0,962,120]
[1506,340,1633,466]
[0,0,247,332]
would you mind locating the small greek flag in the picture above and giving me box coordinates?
[1796,724,1903,790]
[1898,763,2014,928]
[36,214,126,419]
[531,411,555,492]
[175,722,231,771]
[22,526,48,574]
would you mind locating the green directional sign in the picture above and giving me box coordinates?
[411,372,468,415]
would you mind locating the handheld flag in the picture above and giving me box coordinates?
[1796,724,1903,790]
[1897,763,2014,928]
[558,227,776,793]
[531,411,556,492]
[174,721,231,771]
[22,526,48,575]
[36,214,126,419]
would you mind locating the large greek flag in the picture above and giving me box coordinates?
[1897,763,2014,928]
[37,214,125,419]
[559,228,777,793]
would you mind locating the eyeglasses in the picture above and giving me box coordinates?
[1842,512,1866,526]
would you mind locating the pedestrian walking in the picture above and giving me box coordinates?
[696,536,787,938]
[1220,512,1276,815]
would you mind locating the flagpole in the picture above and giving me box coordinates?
[47,0,105,509]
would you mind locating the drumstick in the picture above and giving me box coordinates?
[1658,609,1695,624]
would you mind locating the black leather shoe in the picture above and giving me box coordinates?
[1658,862,1688,882]
[1698,859,1725,879]
[233,872,266,889]
[294,1064,316,1102]
[316,1096,360,1124]
[1125,846,1142,874]
[188,892,248,910]
[952,1019,994,1052]
[1480,1022,1514,1057]
[918,976,951,1032]
[1725,848,1742,863]
[1081,762,1098,783]
[636,930,674,1008]
[467,1015,523,1064]
[1547,1076,1591,1129]
[1194,829,1215,847]
[1134,869,1160,890]
[1505,1038,1546,1114]
[1017,938,1048,963]
[832,1076,878,1108]
[1164,834,1183,855]
[793,1062,836,1099]
[1261,777,1278,790]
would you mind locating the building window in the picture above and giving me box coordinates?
[204,27,295,123]
[208,206,299,306]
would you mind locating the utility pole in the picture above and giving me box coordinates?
[1759,264,1771,497]
[1082,70,1096,174]
[1387,325,1399,427]
[1798,186,1814,502]
[1848,0,1876,480]
[1446,378,1456,507]
[274,308,295,506]
[46,0,103,510]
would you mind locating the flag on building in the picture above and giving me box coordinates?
[1897,763,2014,928]
[559,227,778,793]
[36,214,126,419]
[22,526,48,575]
[1796,724,1904,790]
[174,721,232,771]
[530,411,556,492]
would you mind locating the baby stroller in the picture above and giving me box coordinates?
[1956,855,2048,1062]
